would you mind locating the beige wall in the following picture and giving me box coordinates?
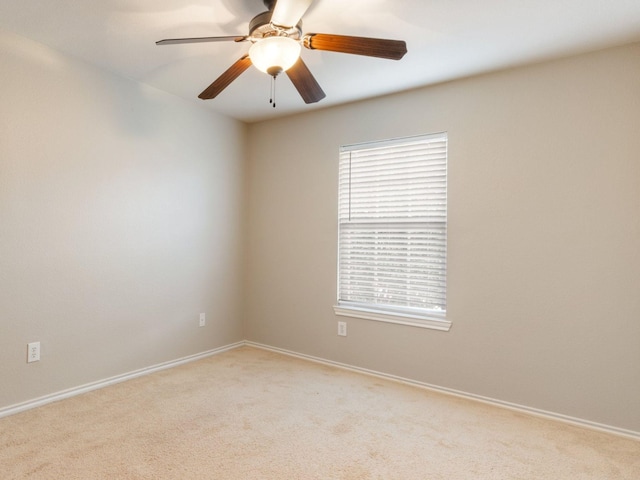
[245,43,640,432]
[0,30,246,408]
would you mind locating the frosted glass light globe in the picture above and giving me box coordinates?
[249,36,301,76]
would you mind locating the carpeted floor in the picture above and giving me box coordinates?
[1,346,638,479]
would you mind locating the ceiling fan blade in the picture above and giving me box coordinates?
[271,0,313,27]
[286,57,326,104]
[156,36,246,46]
[303,33,407,60]
[198,55,253,100]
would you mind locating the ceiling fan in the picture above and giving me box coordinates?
[156,0,407,106]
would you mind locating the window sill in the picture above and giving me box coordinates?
[333,305,451,332]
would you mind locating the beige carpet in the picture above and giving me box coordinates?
[1,346,638,479]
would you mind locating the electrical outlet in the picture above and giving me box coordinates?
[27,342,40,363]
[199,313,206,327]
[338,321,347,337]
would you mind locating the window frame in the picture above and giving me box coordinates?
[334,132,450,331]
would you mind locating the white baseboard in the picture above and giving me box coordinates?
[3,339,638,441]
[245,341,640,441]
[0,341,244,420]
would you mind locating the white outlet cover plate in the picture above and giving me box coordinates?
[27,342,40,362]
[338,322,347,336]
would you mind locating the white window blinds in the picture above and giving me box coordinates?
[337,133,447,320]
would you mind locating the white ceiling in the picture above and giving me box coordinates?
[1,0,640,123]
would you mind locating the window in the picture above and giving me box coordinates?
[334,133,450,331]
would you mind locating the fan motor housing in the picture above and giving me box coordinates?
[249,10,302,40]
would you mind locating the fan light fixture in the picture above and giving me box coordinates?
[249,36,301,77]
[156,0,408,105]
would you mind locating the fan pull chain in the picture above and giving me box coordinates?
[269,75,277,108]
[269,75,273,106]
